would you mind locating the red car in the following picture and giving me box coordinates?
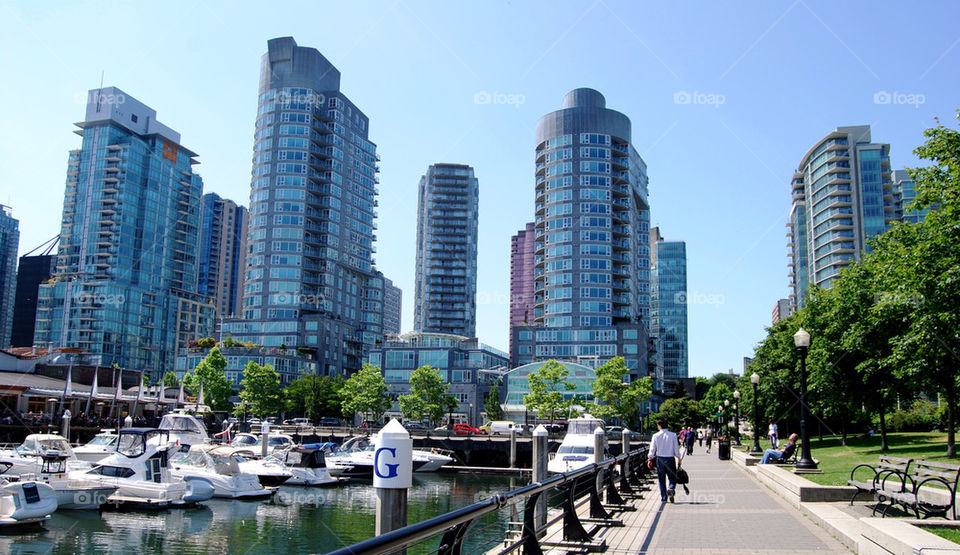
[452,423,483,435]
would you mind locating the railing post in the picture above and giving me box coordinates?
[261,420,270,459]
[620,429,633,493]
[375,419,412,555]
[532,425,548,532]
[510,427,517,468]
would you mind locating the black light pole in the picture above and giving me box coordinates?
[717,405,722,434]
[733,390,741,446]
[794,327,818,470]
[723,399,730,436]
[750,372,762,454]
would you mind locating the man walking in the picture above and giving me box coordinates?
[705,424,714,454]
[684,426,696,455]
[647,419,681,503]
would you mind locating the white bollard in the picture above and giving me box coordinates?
[509,427,517,468]
[261,421,270,459]
[62,410,72,441]
[375,419,412,555]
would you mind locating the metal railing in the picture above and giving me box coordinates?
[326,445,651,555]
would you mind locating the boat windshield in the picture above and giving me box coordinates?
[116,433,147,458]
[567,420,603,435]
[557,445,594,454]
[160,415,206,434]
[87,435,117,447]
[18,437,73,457]
[268,436,291,447]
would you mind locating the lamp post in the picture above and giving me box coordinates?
[723,399,730,436]
[717,405,722,434]
[733,390,741,446]
[793,327,818,470]
[750,372,762,454]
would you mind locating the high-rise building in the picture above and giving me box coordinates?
[34,87,214,379]
[0,205,19,348]
[383,278,402,336]
[771,298,794,324]
[892,169,928,224]
[198,193,248,318]
[511,88,651,379]
[224,37,384,378]
[413,163,479,337]
[652,236,687,381]
[11,254,55,348]
[788,125,894,308]
[509,222,536,364]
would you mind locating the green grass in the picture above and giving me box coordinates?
[738,432,956,486]
[920,526,960,544]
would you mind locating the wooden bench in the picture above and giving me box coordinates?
[847,455,913,506]
[876,459,960,520]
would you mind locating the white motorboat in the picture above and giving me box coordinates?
[71,428,215,509]
[19,452,117,510]
[158,411,210,447]
[230,448,292,487]
[73,430,119,464]
[0,434,90,476]
[416,448,454,473]
[0,479,57,527]
[230,433,294,454]
[269,446,339,486]
[170,444,275,499]
[325,436,432,478]
[547,414,606,474]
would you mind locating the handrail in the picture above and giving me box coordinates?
[326,446,649,555]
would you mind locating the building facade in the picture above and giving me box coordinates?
[509,222,536,364]
[413,163,479,337]
[11,254,55,348]
[511,88,651,379]
[652,234,687,381]
[383,277,402,336]
[225,37,385,376]
[892,169,928,224]
[771,298,794,324]
[34,87,214,379]
[199,193,248,318]
[0,205,19,348]
[788,125,894,307]
[366,332,508,426]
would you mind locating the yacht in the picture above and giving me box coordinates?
[547,414,606,474]
[71,428,215,509]
[0,434,89,476]
[416,448,455,473]
[230,448,293,487]
[158,411,210,447]
[19,452,117,510]
[73,430,119,464]
[0,479,57,527]
[268,446,339,486]
[169,445,275,499]
[324,436,433,478]
[230,433,295,454]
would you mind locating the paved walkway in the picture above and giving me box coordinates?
[534,447,850,554]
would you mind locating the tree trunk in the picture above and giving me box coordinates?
[946,383,956,458]
[879,407,889,452]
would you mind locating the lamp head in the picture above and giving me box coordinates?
[794,327,811,349]
[733,390,740,399]
[724,399,730,407]
[750,372,759,385]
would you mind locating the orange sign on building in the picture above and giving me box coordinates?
[163,141,178,162]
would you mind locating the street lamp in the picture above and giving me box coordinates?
[723,399,730,436]
[717,405,722,433]
[733,390,741,446]
[750,372,762,454]
[793,327,818,470]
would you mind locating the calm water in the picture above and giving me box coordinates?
[0,473,527,554]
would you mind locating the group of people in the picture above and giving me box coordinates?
[675,425,720,455]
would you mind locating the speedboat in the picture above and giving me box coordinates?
[325,436,431,478]
[18,452,117,510]
[415,448,454,473]
[159,411,209,448]
[547,414,606,474]
[73,430,119,463]
[0,434,90,476]
[0,479,57,527]
[230,448,292,487]
[169,444,275,499]
[269,446,339,486]
[230,433,294,454]
[71,428,214,509]
[304,443,352,477]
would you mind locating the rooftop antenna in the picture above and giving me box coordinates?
[95,70,104,111]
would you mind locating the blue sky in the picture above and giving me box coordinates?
[1,1,957,377]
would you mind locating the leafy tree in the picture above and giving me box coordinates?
[589,356,652,429]
[182,347,232,411]
[339,364,392,423]
[238,361,282,418]
[523,360,575,422]
[698,382,732,426]
[398,365,459,427]
[648,398,700,432]
[484,382,504,421]
[284,374,344,421]
[162,371,180,387]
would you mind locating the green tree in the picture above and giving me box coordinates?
[649,398,701,432]
[698,382,732,425]
[589,356,652,429]
[523,360,575,422]
[284,374,344,421]
[182,347,233,411]
[238,361,282,418]
[484,382,504,421]
[398,365,459,427]
[339,364,392,423]
[162,371,180,388]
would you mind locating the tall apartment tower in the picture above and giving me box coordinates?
[892,169,928,224]
[512,88,651,378]
[11,254,55,348]
[652,235,688,381]
[509,222,536,364]
[0,205,19,348]
[383,278,402,336]
[771,298,794,324]
[34,87,213,378]
[225,37,384,377]
[199,193,248,318]
[413,163,479,337]
[788,125,894,307]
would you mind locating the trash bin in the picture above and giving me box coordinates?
[718,438,731,460]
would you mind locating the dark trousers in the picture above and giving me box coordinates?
[655,456,677,501]
[685,442,694,455]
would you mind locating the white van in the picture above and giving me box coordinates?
[482,420,518,436]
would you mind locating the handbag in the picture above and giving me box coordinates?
[675,466,690,495]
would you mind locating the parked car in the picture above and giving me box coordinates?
[452,423,483,435]
[318,417,342,427]
[284,418,311,426]
[404,422,428,431]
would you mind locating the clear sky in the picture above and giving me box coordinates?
[1,1,957,377]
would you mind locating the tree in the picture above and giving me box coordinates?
[698,382,733,426]
[589,356,652,429]
[162,371,180,388]
[398,365,459,427]
[523,360,575,422]
[238,361,282,418]
[284,374,344,421]
[484,382,504,421]
[182,347,233,411]
[649,398,700,432]
[339,364,392,423]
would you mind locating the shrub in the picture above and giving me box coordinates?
[196,337,216,349]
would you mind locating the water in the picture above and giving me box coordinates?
[0,473,527,554]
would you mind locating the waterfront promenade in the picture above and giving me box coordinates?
[533,449,849,554]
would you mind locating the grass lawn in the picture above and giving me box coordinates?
[738,432,956,486]
[920,526,960,545]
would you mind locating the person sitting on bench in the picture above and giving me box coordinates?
[760,433,798,464]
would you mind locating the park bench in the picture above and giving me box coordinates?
[876,459,960,520]
[846,455,913,506]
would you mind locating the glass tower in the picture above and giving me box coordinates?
[653,238,687,380]
[198,193,248,318]
[892,169,928,224]
[34,87,213,378]
[0,205,19,348]
[413,163,479,337]
[509,222,536,365]
[226,37,384,377]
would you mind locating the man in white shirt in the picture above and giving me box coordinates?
[647,419,681,503]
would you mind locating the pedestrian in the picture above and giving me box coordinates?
[684,426,695,455]
[677,426,687,446]
[697,428,704,447]
[705,424,714,453]
[647,419,681,503]
[767,418,779,449]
